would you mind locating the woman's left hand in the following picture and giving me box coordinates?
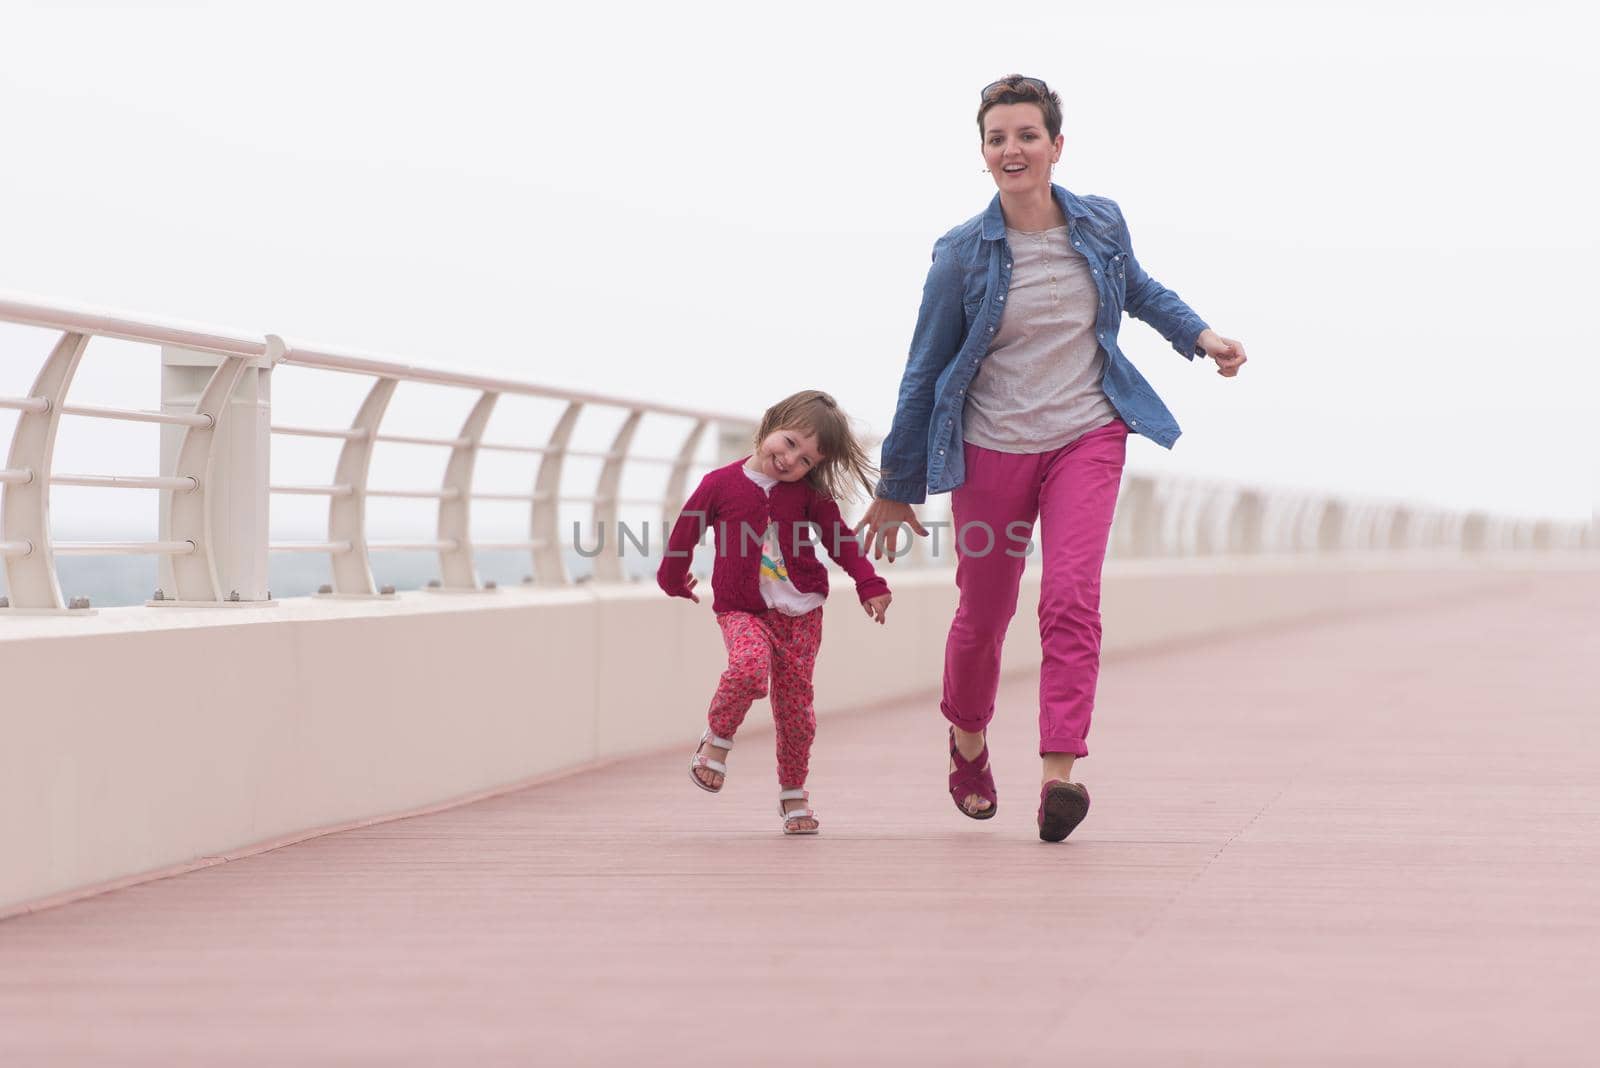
[1197,329,1248,377]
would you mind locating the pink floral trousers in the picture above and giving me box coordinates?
[708,608,824,788]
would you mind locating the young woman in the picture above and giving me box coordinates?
[857,74,1248,841]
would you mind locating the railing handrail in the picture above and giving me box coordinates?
[277,340,746,425]
[0,293,267,359]
[1,291,750,426]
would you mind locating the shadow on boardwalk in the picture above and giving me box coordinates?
[3,571,1597,1066]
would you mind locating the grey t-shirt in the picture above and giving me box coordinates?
[962,225,1118,453]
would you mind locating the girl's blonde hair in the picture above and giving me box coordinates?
[755,390,876,502]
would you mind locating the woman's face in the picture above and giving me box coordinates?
[981,103,1063,196]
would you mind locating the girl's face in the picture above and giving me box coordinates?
[981,102,1063,197]
[752,426,822,483]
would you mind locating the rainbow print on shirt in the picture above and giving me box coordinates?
[760,525,791,583]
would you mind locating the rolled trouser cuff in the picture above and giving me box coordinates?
[939,698,992,734]
[1039,735,1088,758]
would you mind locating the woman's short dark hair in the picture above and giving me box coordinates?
[977,75,1063,141]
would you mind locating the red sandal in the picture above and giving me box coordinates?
[947,728,997,820]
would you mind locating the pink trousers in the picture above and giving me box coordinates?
[708,608,823,788]
[940,420,1128,757]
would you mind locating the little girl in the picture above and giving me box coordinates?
[657,390,893,835]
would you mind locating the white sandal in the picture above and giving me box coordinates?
[689,729,733,793]
[778,788,819,835]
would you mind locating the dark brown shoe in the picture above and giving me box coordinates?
[1038,780,1090,842]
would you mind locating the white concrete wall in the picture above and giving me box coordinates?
[2,553,1582,915]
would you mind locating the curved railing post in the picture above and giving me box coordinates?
[1227,490,1265,554]
[1,331,89,611]
[1371,504,1397,551]
[1461,512,1490,552]
[1435,511,1455,549]
[1155,481,1189,556]
[1287,496,1320,552]
[166,353,252,602]
[663,418,708,549]
[1110,474,1158,558]
[1387,507,1414,550]
[1345,502,1375,551]
[436,391,498,590]
[1193,484,1226,556]
[530,402,581,587]
[1158,480,1202,557]
[156,335,278,605]
[1415,510,1437,550]
[1315,500,1347,553]
[715,423,750,466]
[591,409,642,583]
[328,378,397,596]
[1433,511,1466,550]
[1252,494,1284,553]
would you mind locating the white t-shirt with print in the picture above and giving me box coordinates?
[741,465,826,616]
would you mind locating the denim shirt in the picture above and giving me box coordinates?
[876,184,1210,503]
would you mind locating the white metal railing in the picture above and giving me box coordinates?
[1,291,1595,613]
[0,295,274,611]
[264,337,735,598]
[0,293,751,611]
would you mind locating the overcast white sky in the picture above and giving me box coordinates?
[2,0,1595,523]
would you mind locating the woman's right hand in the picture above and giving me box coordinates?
[855,499,929,562]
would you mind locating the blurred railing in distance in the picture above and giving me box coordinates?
[1,292,1594,612]
[1105,475,1592,558]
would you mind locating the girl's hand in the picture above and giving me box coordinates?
[863,593,892,624]
[1197,329,1248,377]
[682,576,701,604]
[855,500,928,562]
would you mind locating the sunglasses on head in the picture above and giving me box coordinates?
[980,76,1048,100]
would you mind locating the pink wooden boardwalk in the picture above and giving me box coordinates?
[3,571,1597,1065]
